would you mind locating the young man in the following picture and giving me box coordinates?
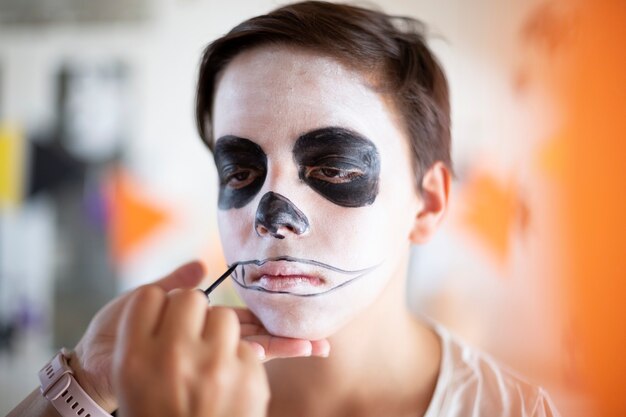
[8,2,560,416]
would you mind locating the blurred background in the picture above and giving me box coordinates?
[0,0,624,415]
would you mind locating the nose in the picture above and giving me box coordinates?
[254,192,310,239]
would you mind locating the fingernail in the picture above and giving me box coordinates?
[253,344,266,360]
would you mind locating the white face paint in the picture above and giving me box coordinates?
[212,46,422,340]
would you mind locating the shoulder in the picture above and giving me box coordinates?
[424,323,561,417]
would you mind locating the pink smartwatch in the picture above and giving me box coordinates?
[39,348,110,417]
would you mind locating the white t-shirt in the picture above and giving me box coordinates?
[423,323,561,417]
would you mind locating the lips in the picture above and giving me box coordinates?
[257,275,324,291]
[246,261,327,292]
[230,256,381,297]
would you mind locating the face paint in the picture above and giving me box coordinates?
[214,136,267,209]
[212,47,422,340]
[254,192,309,239]
[228,256,381,296]
[293,127,381,207]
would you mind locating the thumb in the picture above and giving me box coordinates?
[154,261,206,291]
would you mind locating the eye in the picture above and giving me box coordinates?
[221,166,260,189]
[305,166,364,184]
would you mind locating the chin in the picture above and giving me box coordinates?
[262,313,343,340]
[237,287,355,340]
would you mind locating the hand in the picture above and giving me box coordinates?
[69,260,329,413]
[235,308,331,361]
[113,288,270,417]
[71,261,206,412]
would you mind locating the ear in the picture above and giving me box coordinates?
[409,162,451,244]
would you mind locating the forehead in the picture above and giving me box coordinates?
[212,45,407,152]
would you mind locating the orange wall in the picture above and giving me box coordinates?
[554,1,626,415]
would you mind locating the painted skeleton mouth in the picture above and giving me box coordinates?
[229,256,380,297]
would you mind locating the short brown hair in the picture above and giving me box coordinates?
[195,1,451,186]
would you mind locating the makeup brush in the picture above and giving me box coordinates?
[203,264,237,297]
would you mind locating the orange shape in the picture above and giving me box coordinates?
[523,1,626,414]
[536,130,568,180]
[105,168,171,263]
[459,173,521,266]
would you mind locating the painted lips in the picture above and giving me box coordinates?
[229,256,382,297]
[257,274,325,292]
[249,261,326,293]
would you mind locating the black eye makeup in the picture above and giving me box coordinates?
[214,136,267,209]
[293,127,381,207]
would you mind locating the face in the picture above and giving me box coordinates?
[212,46,422,340]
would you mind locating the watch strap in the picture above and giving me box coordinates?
[39,349,110,417]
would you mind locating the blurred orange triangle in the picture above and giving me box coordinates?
[105,168,171,263]
[459,172,521,266]
[536,130,568,180]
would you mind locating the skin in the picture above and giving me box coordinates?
[211,45,450,416]
[113,289,269,417]
[8,45,450,417]
[213,45,448,343]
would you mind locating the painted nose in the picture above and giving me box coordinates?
[254,192,310,239]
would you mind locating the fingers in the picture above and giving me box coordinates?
[202,307,241,356]
[114,307,270,417]
[74,262,204,414]
[121,277,330,364]
[232,307,263,325]
[245,335,312,358]
[116,261,206,345]
[158,289,209,340]
[156,261,206,291]
[310,339,331,357]
[243,335,330,361]
[119,285,168,345]
[121,284,242,349]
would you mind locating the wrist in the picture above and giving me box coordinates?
[39,349,114,417]
[67,350,117,413]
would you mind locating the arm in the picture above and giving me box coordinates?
[5,260,329,417]
[6,262,205,417]
[6,389,59,417]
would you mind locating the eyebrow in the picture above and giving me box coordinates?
[213,135,268,166]
[215,135,261,150]
[213,135,267,172]
[295,126,373,146]
[293,126,379,164]
[215,126,373,150]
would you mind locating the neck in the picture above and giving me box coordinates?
[265,255,441,417]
